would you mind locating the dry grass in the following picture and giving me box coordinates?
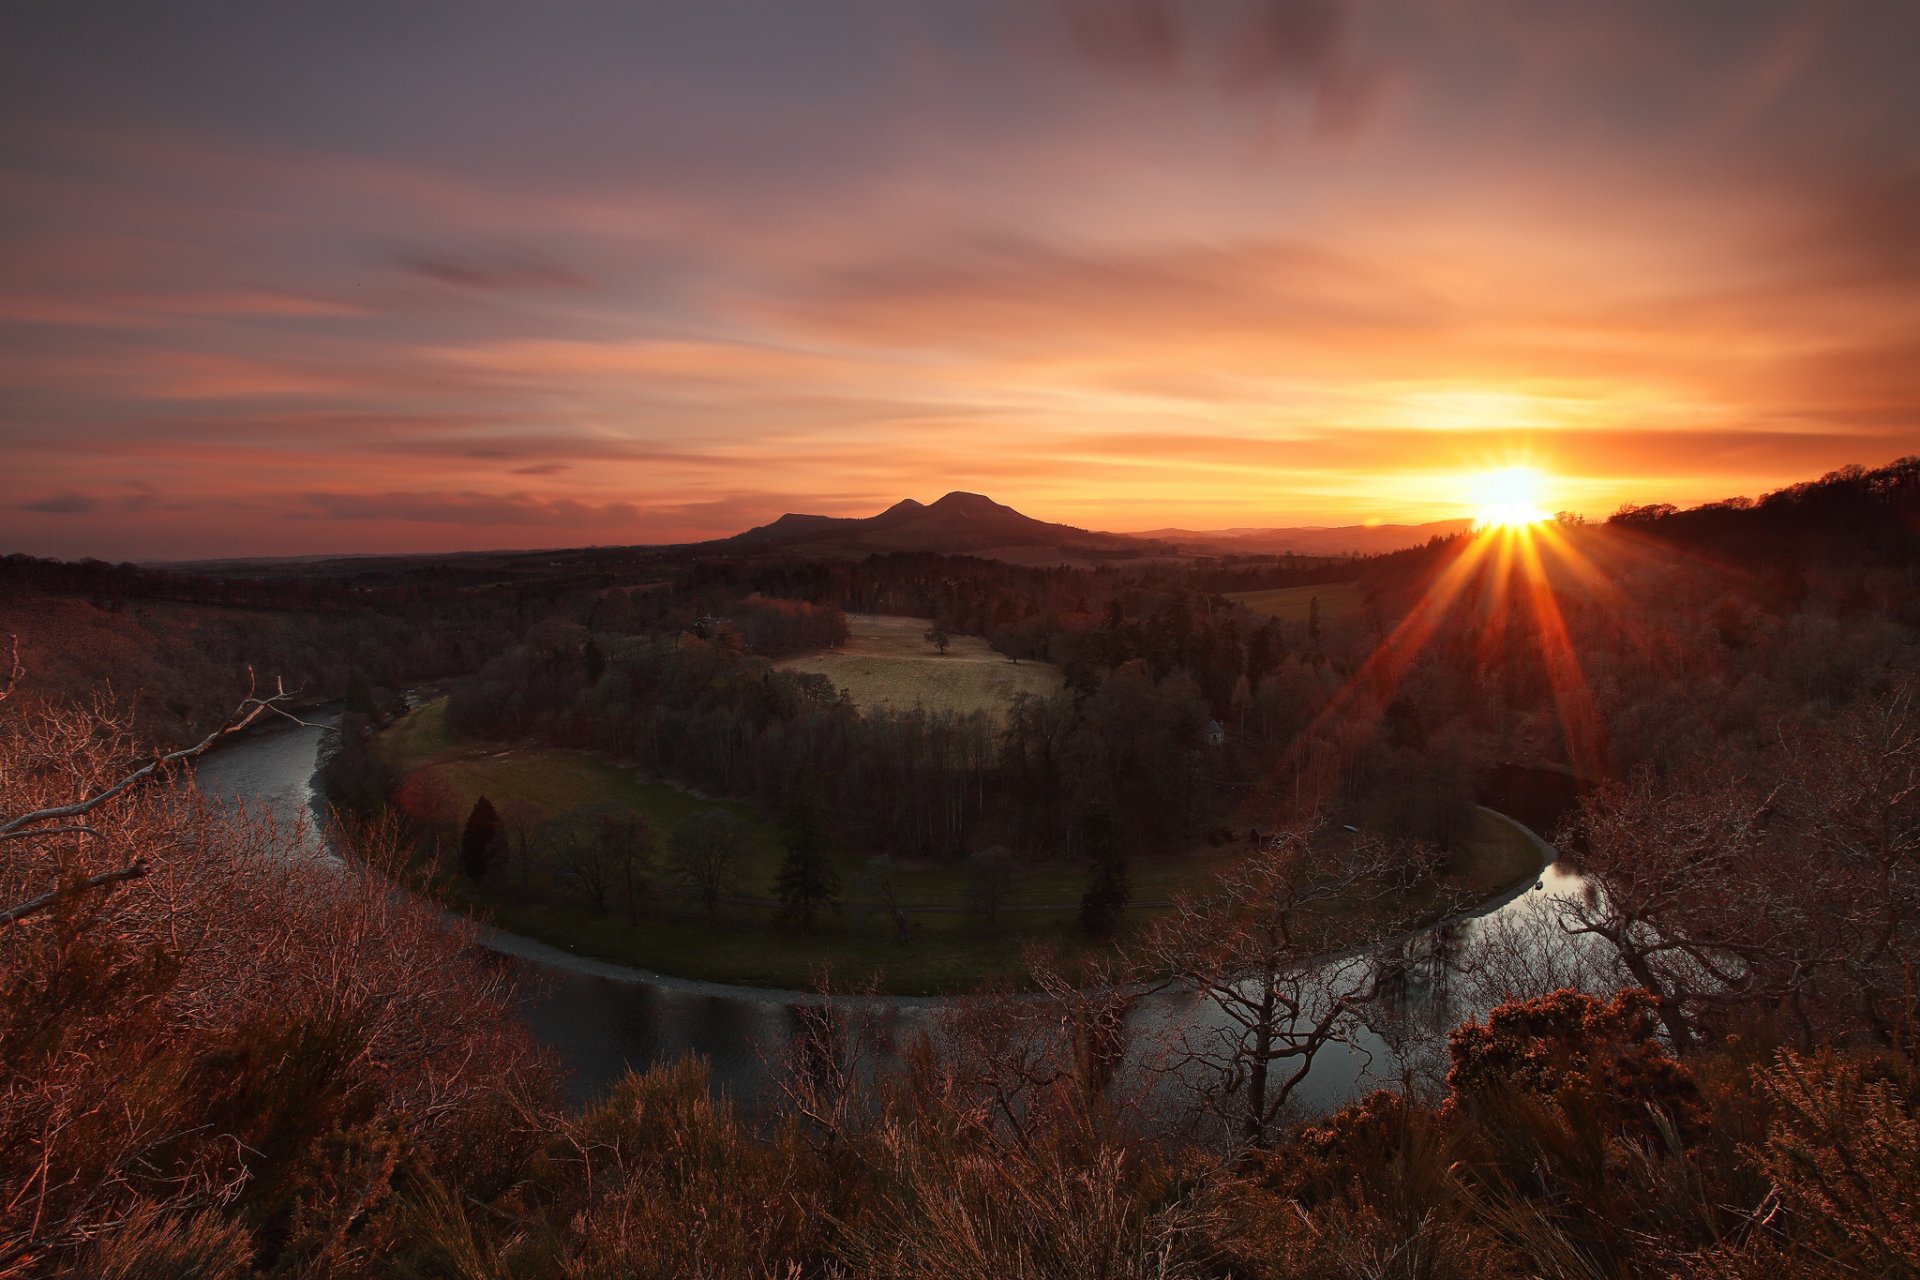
[775,614,1062,722]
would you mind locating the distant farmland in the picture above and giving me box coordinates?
[775,613,1062,720]
[1228,580,1367,624]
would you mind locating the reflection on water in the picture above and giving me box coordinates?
[192,713,1593,1110]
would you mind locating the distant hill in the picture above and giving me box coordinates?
[707,491,1155,559]
[1129,519,1473,557]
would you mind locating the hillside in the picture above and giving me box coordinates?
[710,490,1155,559]
[1130,519,1473,556]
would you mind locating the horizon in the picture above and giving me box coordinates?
[6,1,1919,560]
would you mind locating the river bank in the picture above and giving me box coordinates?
[371,697,1545,994]
[192,710,1590,1104]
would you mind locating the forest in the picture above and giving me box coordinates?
[2,458,1919,1277]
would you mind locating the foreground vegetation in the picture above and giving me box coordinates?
[6,687,1915,1278]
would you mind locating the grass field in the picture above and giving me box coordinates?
[1228,581,1367,624]
[774,614,1062,722]
[375,699,1542,994]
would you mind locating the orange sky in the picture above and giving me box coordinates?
[3,1,1917,559]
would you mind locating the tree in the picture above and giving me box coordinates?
[460,795,500,882]
[1306,595,1322,648]
[553,823,613,912]
[924,623,952,655]
[964,845,1016,932]
[1142,826,1438,1148]
[593,807,655,924]
[775,780,840,931]
[1780,680,1920,1048]
[546,806,652,919]
[666,809,751,918]
[1554,771,1783,1052]
[1077,807,1130,938]
[499,800,540,890]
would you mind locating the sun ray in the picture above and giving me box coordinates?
[1513,524,1609,780]
[1267,532,1497,812]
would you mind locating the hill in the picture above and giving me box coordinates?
[708,490,1156,559]
[1129,519,1473,556]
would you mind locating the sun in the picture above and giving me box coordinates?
[1469,466,1550,530]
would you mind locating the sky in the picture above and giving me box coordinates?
[3,0,1918,560]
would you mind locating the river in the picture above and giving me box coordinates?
[191,711,1592,1114]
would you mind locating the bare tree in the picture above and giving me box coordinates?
[1778,679,1920,1047]
[0,644,305,925]
[549,822,610,912]
[1142,825,1450,1148]
[664,809,750,917]
[553,808,654,920]
[964,845,1016,932]
[1554,770,1792,1051]
[919,948,1148,1158]
[499,799,541,891]
[596,808,655,924]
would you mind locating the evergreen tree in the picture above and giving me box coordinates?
[1078,805,1131,938]
[1307,595,1323,648]
[774,778,840,931]
[460,795,501,882]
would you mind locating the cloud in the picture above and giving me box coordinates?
[510,462,570,475]
[770,232,1447,356]
[293,490,639,527]
[1050,0,1390,132]
[394,244,590,292]
[17,492,98,514]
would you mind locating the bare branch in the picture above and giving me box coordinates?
[0,825,102,844]
[0,861,147,927]
[0,677,307,837]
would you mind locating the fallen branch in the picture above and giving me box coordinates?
[0,668,309,837]
[0,861,147,927]
[0,825,102,844]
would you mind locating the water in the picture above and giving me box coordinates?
[191,712,1591,1112]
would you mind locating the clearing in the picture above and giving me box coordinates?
[774,613,1062,722]
[1228,581,1367,624]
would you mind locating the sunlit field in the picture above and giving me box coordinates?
[774,613,1063,722]
[1227,580,1367,625]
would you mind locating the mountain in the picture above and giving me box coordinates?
[711,491,1153,559]
[703,493,1468,560]
[1128,519,1473,556]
